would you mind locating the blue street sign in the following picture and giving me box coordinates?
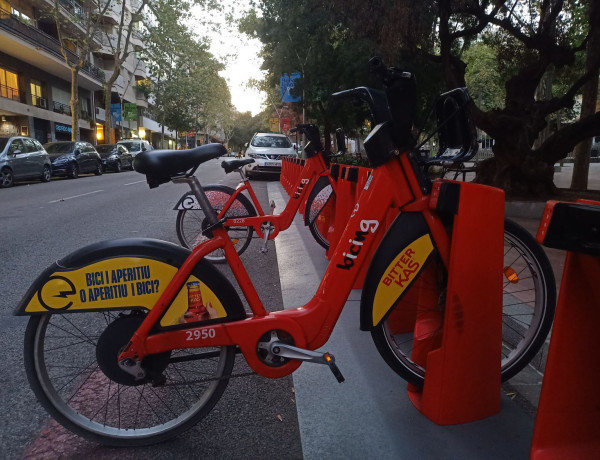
[110,103,122,122]
[280,72,301,103]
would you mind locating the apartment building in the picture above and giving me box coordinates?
[0,0,175,147]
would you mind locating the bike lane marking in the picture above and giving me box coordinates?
[48,190,104,203]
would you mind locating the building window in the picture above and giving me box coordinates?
[0,68,19,101]
[31,79,45,108]
[11,7,31,25]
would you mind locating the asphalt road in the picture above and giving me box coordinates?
[0,160,302,459]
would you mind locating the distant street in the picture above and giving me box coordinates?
[0,159,302,459]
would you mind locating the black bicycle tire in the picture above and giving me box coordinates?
[304,178,334,250]
[370,218,556,386]
[23,255,241,446]
[175,185,257,262]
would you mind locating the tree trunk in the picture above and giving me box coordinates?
[71,68,80,141]
[104,61,123,143]
[475,139,556,197]
[571,0,600,191]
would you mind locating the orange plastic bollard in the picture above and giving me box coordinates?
[407,181,504,425]
[326,164,346,259]
[531,200,600,460]
[280,158,291,195]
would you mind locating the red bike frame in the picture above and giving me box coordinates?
[217,153,334,239]
[120,152,452,379]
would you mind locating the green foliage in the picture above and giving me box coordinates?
[143,0,231,136]
[462,43,505,111]
[240,0,376,146]
[330,153,370,167]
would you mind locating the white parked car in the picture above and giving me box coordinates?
[117,139,153,157]
[244,133,297,178]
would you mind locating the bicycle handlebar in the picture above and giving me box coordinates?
[331,87,391,125]
[290,123,324,158]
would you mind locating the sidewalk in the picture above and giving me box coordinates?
[268,164,594,458]
[269,182,535,459]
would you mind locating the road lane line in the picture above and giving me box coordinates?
[48,190,104,203]
[124,180,146,186]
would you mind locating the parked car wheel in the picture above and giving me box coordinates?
[41,165,52,183]
[94,161,103,175]
[69,163,79,179]
[1,167,14,188]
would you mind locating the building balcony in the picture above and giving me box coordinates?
[129,0,143,12]
[93,32,119,57]
[98,0,121,25]
[52,100,72,116]
[0,83,21,102]
[95,106,106,122]
[32,95,49,109]
[130,30,143,51]
[0,8,105,87]
[133,60,148,80]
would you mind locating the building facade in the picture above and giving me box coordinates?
[0,0,175,147]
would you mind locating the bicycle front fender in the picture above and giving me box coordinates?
[14,238,246,328]
[360,212,436,331]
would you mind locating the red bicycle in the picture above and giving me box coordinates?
[173,124,339,260]
[18,58,555,446]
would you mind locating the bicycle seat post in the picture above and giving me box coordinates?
[237,167,248,182]
[172,176,220,226]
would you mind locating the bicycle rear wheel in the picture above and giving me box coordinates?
[25,310,235,447]
[176,185,256,262]
[304,178,335,250]
[370,219,556,386]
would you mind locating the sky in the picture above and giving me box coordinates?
[190,2,266,116]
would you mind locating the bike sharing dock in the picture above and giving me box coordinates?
[273,159,600,459]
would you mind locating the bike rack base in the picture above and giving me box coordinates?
[531,200,600,459]
[407,181,504,425]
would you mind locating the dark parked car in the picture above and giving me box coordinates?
[44,141,103,178]
[96,144,133,172]
[0,136,52,187]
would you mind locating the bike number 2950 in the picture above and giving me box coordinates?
[186,328,216,341]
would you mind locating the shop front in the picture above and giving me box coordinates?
[54,122,72,141]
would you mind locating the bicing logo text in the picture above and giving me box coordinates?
[336,219,380,270]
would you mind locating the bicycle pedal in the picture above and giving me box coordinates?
[324,352,345,383]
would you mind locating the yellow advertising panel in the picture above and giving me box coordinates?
[269,117,279,132]
[372,234,434,325]
[24,257,226,327]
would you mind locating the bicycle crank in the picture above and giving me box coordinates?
[256,330,344,383]
[273,342,345,383]
[259,221,275,253]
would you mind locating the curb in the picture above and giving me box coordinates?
[505,201,546,219]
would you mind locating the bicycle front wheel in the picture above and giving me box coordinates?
[176,185,256,262]
[25,310,236,447]
[370,219,556,386]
